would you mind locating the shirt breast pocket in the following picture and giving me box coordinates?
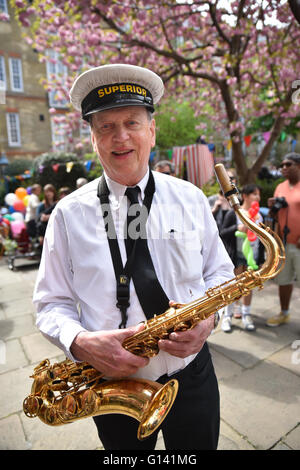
[157,230,204,284]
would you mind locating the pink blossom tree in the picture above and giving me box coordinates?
[10,0,300,183]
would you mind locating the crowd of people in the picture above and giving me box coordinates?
[0,178,86,256]
[26,183,74,245]
[210,154,300,332]
[0,63,299,451]
[154,153,300,334]
[1,152,299,335]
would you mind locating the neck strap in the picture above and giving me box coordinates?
[97,171,155,327]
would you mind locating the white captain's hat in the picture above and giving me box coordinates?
[69,64,164,121]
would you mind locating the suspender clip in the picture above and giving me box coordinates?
[116,275,130,328]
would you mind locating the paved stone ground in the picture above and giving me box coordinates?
[0,257,299,450]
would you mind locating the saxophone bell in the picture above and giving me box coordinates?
[23,361,179,440]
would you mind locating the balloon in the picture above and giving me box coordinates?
[10,220,26,237]
[13,200,26,212]
[8,205,15,214]
[4,193,18,206]
[23,195,30,206]
[11,212,24,222]
[3,214,14,221]
[26,186,32,195]
[247,230,257,242]
[235,231,258,270]
[247,201,260,242]
[15,187,27,200]
[2,218,10,225]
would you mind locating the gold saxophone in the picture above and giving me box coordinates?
[23,164,285,440]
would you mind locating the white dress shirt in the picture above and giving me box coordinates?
[33,170,234,381]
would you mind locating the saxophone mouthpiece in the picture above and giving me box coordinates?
[214,164,240,207]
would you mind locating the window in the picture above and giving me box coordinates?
[9,58,23,92]
[6,112,21,147]
[0,56,6,103]
[0,56,6,88]
[80,120,91,137]
[0,0,8,15]
[51,117,71,151]
[46,50,68,108]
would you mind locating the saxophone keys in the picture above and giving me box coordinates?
[23,395,42,418]
[80,389,100,414]
[33,359,50,374]
[58,394,78,420]
[50,379,70,392]
[44,405,60,425]
[174,321,191,332]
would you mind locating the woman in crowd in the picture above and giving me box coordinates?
[219,184,264,332]
[36,184,57,245]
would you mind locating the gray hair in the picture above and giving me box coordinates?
[154,160,175,173]
[284,153,300,165]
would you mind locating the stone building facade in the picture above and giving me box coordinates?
[0,1,57,163]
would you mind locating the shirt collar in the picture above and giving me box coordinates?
[104,168,150,201]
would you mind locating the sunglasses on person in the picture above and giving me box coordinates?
[279,161,293,169]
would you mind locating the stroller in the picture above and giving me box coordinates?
[4,219,42,271]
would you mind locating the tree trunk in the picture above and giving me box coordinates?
[231,139,249,184]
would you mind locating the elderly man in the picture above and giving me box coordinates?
[33,64,234,450]
[266,153,300,327]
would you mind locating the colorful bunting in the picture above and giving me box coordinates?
[291,139,297,151]
[226,140,232,150]
[244,135,252,147]
[280,131,287,142]
[66,162,74,173]
[167,149,173,160]
[263,131,271,143]
[84,160,93,171]
[2,171,32,182]
[149,151,156,162]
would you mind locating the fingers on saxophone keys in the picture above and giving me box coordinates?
[158,339,188,358]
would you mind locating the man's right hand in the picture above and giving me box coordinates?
[70,323,149,378]
[267,197,276,208]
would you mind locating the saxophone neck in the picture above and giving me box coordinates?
[214,163,285,280]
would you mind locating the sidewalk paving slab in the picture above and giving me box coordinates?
[0,260,299,451]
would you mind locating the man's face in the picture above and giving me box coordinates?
[91,106,156,186]
[280,159,299,179]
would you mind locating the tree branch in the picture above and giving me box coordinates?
[252,87,294,175]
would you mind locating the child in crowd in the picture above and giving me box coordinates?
[219,184,264,332]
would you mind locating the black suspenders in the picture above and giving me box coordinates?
[97,171,167,328]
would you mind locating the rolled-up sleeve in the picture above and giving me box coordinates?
[33,206,86,360]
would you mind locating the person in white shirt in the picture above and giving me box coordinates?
[25,184,41,238]
[33,64,234,450]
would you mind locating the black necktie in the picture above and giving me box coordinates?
[124,186,169,319]
[124,187,142,256]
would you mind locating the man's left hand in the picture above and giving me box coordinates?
[158,316,214,358]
